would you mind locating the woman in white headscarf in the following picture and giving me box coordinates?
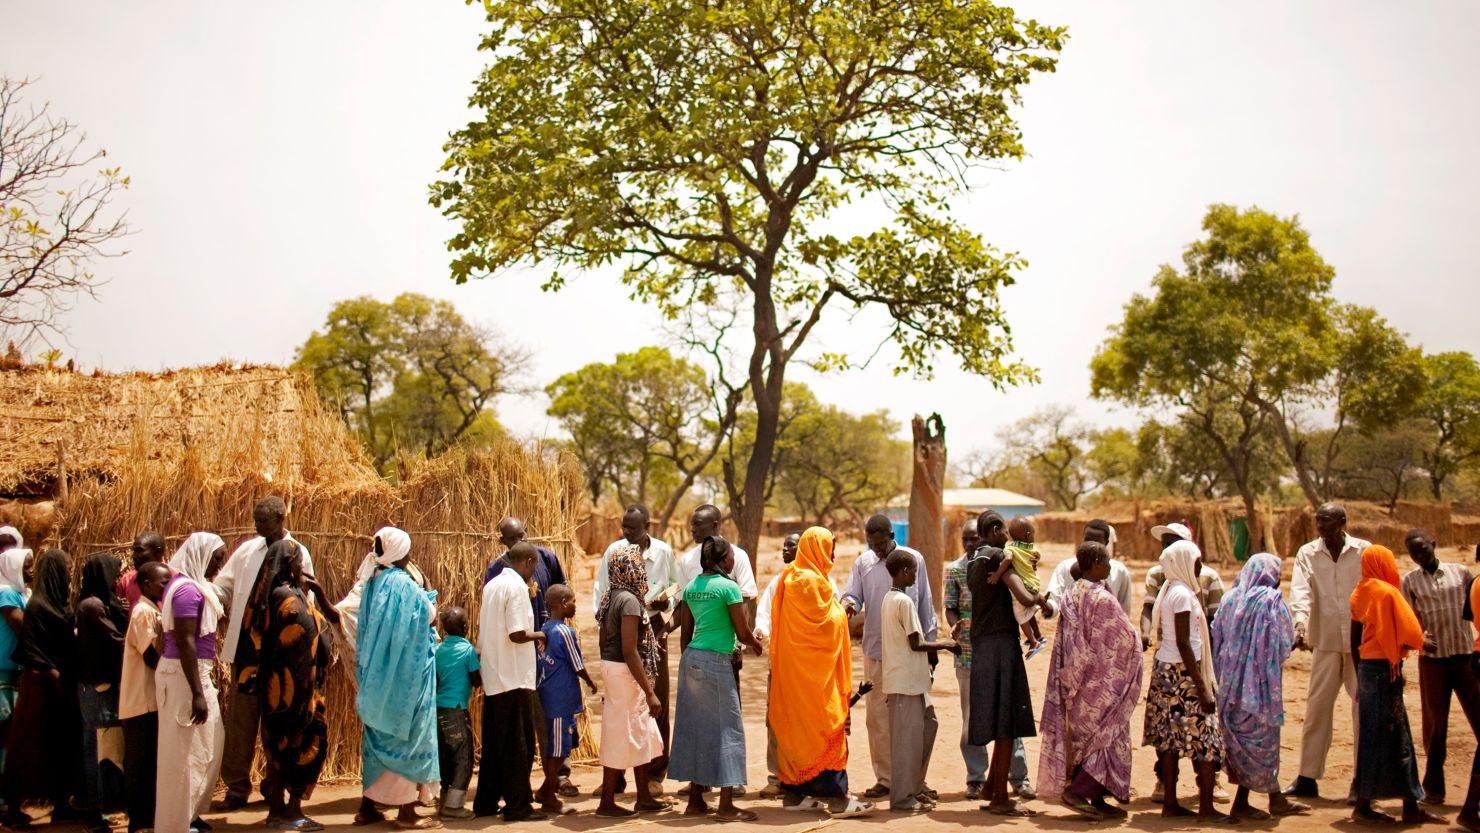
[1142,540,1232,823]
[352,527,441,828]
[156,532,227,833]
[0,545,28,797]
[336,530,427,668]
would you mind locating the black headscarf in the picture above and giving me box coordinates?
[12,548,78,675]
[79,551,128,633]
[238,538,303,695]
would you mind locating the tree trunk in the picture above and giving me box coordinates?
[909,414,947,616]
[733,287,786,556]
[1258,400,1323,510]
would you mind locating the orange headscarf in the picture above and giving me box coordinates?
[1349,545,1424,678]
[768,526,851,785]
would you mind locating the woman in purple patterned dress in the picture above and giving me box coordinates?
[1210,553,1309,820]
[1038,541,1142,820]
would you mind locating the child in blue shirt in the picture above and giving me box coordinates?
[434,606,482,819]
[536,584,596,814]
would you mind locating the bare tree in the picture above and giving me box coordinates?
[1,77,131,344]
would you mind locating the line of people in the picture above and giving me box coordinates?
[0,495,1476,830]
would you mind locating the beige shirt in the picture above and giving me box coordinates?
[880,588,931,696]
[1289,534,1370,653]
[120,598,160,720]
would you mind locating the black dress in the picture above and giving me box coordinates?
[967,546,1037,745]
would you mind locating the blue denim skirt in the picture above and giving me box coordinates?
[668,647,746,788]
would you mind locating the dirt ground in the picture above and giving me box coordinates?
[195,538,1475,832]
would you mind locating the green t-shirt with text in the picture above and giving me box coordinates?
[684,572,742,654]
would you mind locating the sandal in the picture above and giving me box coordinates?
[712,810,759,822]
[594,807,637,819]
[985,802,1038,817]
[1271,800,1311,817]
[392,817,441,830]
[633,800,674,813]
[830,797,874,819]
[784,797,827,812]
[269,819,325,832]
[1059,793,1103,820]
[352,810,387,826]
[1232,806,1271,821]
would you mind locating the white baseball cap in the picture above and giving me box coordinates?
[1150,522,1194,542]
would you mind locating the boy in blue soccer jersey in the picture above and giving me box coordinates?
[537,584,597,814]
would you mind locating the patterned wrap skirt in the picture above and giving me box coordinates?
[1142,661,1223,766]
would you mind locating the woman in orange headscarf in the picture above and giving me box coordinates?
[1349,545,1443,825]
[768,527,872,817]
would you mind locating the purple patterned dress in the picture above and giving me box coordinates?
[1038,580,1144,801]
[1210,553,1294,793]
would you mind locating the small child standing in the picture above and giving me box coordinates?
[434,606,482,819]
[536,584,597,814]
[881,549,959,812]
[991,516,1050,656]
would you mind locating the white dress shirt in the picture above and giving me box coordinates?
[215,533,314,663]
[1289,533,1370,653]
[678,543,758,599]
[1045,556,1134,618]
[591,537,680,619]
[480,568,536,695]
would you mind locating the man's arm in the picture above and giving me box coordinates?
[914,553,938,640]
[1289,548,1313,649]
[592,549,611,617]
[754,578,777,640]
[841,556,865,614]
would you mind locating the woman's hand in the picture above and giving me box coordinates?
[1195,683,1215,714]
[645,690,661,718]
[749,641,763,657]
[191,692,210,724]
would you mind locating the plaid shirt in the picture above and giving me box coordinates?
[943,554,973,669]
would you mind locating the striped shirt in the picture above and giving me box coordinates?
[1400,562,1475,659]
[1145,563,1225,621]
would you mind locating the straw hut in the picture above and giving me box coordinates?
[0,363,585,779]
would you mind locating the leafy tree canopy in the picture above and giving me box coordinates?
[294,293,521,470]
[433,0,1063,550]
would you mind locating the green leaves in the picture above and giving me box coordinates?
[292,293,520,471]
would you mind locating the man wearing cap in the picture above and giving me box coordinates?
[1140,521,1227,803]
[1284,503,1369,799]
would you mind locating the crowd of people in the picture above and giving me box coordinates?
[0,496,1476,830]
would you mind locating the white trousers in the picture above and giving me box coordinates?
[1298,649,1358,780]
[155,659,224,833]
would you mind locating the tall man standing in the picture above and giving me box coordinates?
[484,516,573,795]
[842,514,937,800]
[1401,528,1480,805]
[590,505,681,790]
[475,542,548,821]
[945,519,1030,800]
[211,496,318,812]
[754,532,804,799]
[1285,503,1369,799]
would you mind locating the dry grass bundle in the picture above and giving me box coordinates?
[0,364,590,779]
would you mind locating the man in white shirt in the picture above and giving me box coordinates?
[210,496,317,812]
[676,504,758,635]
[589,505,680,787]
[1285,503,1370,799]
[842,514,937,799]
[1044,520,1134,617]
[474,542,547,821]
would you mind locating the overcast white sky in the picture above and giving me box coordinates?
[5,2,1479,461]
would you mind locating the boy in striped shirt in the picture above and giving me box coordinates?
[537,584,597,814]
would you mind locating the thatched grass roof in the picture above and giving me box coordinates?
[0,363,381,497]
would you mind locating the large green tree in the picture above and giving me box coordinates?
[546,346,735,535]
[1091,204,1422,513]
[294,293,520,469]
[1415,351,1480,500]
[433,0,1061,551]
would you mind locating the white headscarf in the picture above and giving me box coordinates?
[356,526,412,583]
[0,526,23,551]
[1154,538,1213,695]
[0,548,29,594]
[163,531,226,631]
[1151,540,1217,694]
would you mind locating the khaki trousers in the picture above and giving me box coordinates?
[1299,649,1358,780]
[864,657,891,788]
